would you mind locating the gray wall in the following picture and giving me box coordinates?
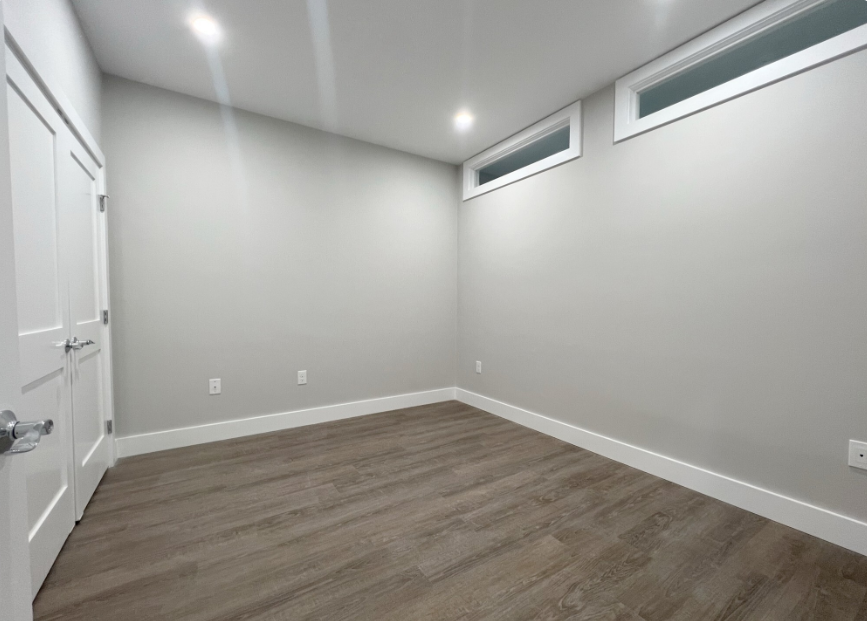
[4,0,102,141]
[458,50,867,522]
[102,76,458,438]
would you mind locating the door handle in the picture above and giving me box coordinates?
[0,410,54,455]
[65,337,95,352]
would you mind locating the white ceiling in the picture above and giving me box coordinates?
[72,0,760,164]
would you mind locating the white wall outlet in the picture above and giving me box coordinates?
[476,361,482,374]
[849,440,867,470]
[209,378,221,395]
[297,370,307,385]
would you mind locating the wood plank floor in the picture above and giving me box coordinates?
[34,401,867,620]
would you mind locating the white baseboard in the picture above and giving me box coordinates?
[115,388,456,459]
[114,385,867,556]
[455,388,867,557]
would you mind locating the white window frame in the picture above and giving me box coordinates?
[462,101,582,200]
[614,0,867,142]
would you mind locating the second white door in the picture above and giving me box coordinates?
[62,135,111,520]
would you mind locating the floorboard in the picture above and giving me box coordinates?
[33,401,867,620]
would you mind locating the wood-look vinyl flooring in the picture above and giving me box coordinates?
[33,401,867,620]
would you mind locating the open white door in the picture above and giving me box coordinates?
[4,24,114,597]
[62,136,110,519]
[0,3,36,617]
[5,45,76,596]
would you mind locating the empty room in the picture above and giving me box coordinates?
[2,0,867,619]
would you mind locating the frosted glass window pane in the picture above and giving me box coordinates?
[639,0,867,118]
[478,125,570,186]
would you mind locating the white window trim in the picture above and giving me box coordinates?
[614,0,867,142]
[462,101,582,201]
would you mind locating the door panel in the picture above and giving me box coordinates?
[6,77,68,389]
[22,379,66,527]
[63,140,109,519]
[6,45,76,598]
[71,348,106,517]
[67,153,99,325]
[20,373,71,595]
[7,88,60,335]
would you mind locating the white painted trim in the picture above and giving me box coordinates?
[462,101,582,200]
[2,28,104,166]
[455,388,867,557]
[96,166,117,467]
[614,0,867,142]
[115,388,457,459]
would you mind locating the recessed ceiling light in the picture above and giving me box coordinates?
[191,16,221,42]
[454,111,474,132]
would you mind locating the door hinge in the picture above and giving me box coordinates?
[106,420,113,435]
[98,194,109,212]
[103,309,109,325]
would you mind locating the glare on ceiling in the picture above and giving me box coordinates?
[191,16,221,43]
[454,111,474,132]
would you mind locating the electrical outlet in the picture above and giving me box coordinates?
[297,370,307,385]
[476,361,482,374]
[850,440,867,470]
[209,378,221,395]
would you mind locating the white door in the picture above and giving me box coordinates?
[0,7,36,620]
[5,44,76,597]
[62,137,110,519]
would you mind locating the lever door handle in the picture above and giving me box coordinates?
[66,337,95,352]
[0,410,54,455]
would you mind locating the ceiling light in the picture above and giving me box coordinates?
[454,111,474,132]
[191,16,221,42]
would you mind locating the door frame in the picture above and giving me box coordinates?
[4,27,116,468]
